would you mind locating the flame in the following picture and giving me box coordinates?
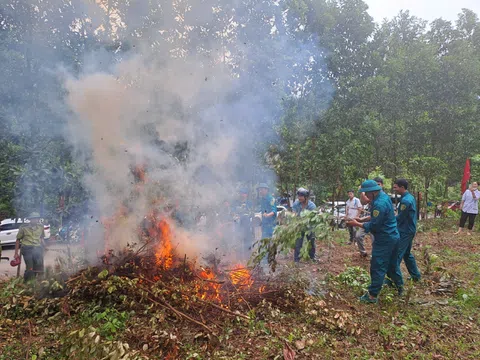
[229,265,254,288]
[153,218,174,269]
[197,268,221,301]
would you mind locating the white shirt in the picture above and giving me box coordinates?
[462,189,480,214]
[346,197,361,218]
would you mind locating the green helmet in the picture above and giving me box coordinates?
[28,212,41,219]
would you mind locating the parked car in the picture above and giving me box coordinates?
[320,203,347,229]
[0,218,51,246]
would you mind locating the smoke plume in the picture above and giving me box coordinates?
[4,0,332,262]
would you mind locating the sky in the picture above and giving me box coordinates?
[364,0,480,24]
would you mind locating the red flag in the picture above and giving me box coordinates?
[461,158,471,194]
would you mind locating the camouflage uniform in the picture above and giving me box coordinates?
[17,223,45,281]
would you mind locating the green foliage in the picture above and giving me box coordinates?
[62,326,135,360]
[79,307,130,340]
[335,266,370,294]
[275,2,480,200]
[249,211,331,270]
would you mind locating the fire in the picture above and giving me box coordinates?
[228,265,254,288]
[197,268,221,301]
[152,218,174,269]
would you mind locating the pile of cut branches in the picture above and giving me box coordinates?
[0,246,305,359]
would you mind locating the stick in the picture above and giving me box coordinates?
[195,297,250,320]
[139,285,214,333]
[65,275,82,284]
[195,275,225,284]
[223,267,253,272]
[225,276,252,311]
[147,296,214,334]
[139,281,249,320]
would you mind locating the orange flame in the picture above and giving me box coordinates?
[149,216,174,269]
[229,265,254,288]
[197,268,221,301]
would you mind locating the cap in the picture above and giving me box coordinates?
[359,180,382,193]
[28,212,41,219]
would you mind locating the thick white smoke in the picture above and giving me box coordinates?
[60,0,331,262]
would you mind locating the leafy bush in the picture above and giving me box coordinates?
[249,211,331,271]
[79,306,130,340]
[335,266,370,294]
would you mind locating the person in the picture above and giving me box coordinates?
[352,187,371,258]
[292,188,317,262]
[216,199,235,243]
[390,179,421,282]
[277,192,292,211]
[257,183,277,239]
[455,181,480,235]
[346,180,403,304]
[374,177,384,189]
[14,212,46,282]
[345,190,362,244]
[232,188,254,258]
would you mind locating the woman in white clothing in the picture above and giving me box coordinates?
[455,182,480,235]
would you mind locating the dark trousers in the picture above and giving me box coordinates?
[294,232,315,262]
[347,225,355,242]
[459,211,477,230]
[387,233,421,282]
[21,246,44,282]
[398,233,421,280]
[368,239,403,297]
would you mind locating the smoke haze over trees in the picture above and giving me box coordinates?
[1,0,480,224]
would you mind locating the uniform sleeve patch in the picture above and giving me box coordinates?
[270,198,275,206]
[400,204,406,211]
[373,210,380,217]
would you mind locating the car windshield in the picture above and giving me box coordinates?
[0,223,21,231]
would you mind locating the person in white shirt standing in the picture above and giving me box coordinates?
[455,182,480,235]
[346,190,362,243]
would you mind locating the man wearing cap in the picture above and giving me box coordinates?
[292,188,317,262]
[346,180,403,303]
[232,188,254,258]
[390,179,421,282]
[14,212,46,282]
[257,183,277,239]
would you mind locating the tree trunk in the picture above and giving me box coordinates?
[309,138,316,190]
[293,145,300,201]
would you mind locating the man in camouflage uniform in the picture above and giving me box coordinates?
[14,212,45,282]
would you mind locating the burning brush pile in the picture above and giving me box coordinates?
[15,210,301,359]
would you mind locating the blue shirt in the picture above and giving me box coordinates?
[258,194,277,229]
[396,191,417,235]
[363,191,399,243]
[292,200,316,215]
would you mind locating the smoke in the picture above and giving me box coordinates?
[4,0,333,262]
